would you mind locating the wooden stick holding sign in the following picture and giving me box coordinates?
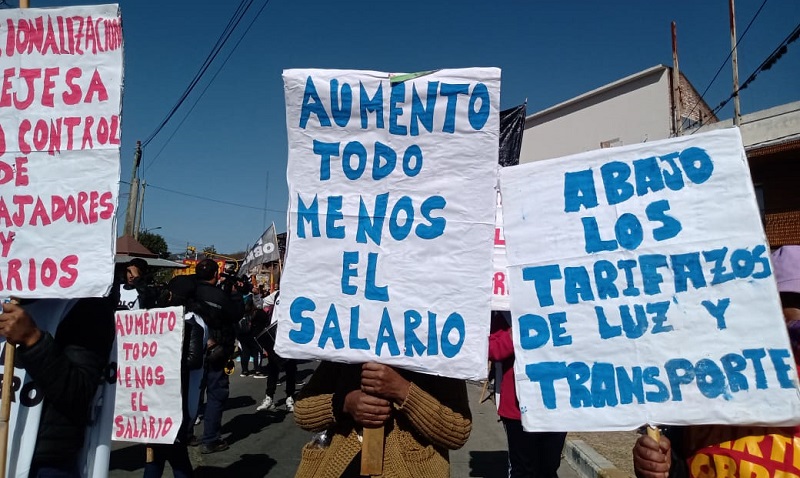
[360,426,384,476]
[0,298,20,478]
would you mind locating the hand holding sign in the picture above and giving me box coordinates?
[0,302,41,347]
[343,391,391,428]
[360,362,410,404]
[632,434,672,478]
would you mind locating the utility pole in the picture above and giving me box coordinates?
[671,21,683,136]
[133,180,147,240]
[124,141,142,236]
[729,0,742,126]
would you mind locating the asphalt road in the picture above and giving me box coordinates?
[109,360,582,478]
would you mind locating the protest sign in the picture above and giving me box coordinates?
[499,128,800,431]
[112,307,183,445]
[492,193,510,311]
[274,68,500,380]
[0,5,123,299]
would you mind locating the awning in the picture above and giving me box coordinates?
[115,254,188,269]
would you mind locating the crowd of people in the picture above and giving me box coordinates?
[2,245,798,478]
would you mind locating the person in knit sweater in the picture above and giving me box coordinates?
[292,361,472,478]
[489,310,567,478]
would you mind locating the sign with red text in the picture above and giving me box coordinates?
[275,68,500,380]
[113,307,183,444]
[492,192,510,310]
[499,128,800,431]
[0,5,123,298]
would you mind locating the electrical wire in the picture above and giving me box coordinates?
[120,180,286,214]
[144,0,273,174]
[141,0,255,150]
[682,0,769,127]
[693,21,800,133]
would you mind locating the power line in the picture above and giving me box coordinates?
[694,21,800,133]
[141,0,254,150]
[144,0,273,174]
[120,180,286,214]
[683,0,768,125]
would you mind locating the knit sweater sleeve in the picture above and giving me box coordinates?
[398,376,472,450]
[294,361,339,432]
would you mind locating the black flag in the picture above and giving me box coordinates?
[498,103,527,167]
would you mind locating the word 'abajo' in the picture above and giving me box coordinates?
[299,76,491,135]
[287,297,466,358]
[527,347,795,410]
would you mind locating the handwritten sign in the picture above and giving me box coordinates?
[113,307,183,444]
[492,192,510,310]
[0,5,122,299]
[499,128,800,431]
[274,68,500,380]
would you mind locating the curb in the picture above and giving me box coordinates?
[564,439,630,478]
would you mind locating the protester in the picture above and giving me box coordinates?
[489,310,567,478]
[193,258,237,454]
[0,297,115,477]
[254,288,297,411]
[144,275,209,478]
[632,245,800,478]
[116,257,157,311]
[292,361,472,477]
[237,300,262,377]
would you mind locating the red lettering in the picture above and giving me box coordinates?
[109,115,120,145]
[84,69,108,103]
[6,258,22,290]
[48,118,62,155]
[18,119,31,154]
[27,258,36,291]
[77,191,89,223]
[15,157,28,186]
[42,17,59,55]
[99,191,114,219]
[64,116,80,149]
[0,231,14,257]
[5,19,14,57]
[155,365,165,386]
[62,67,82,105]
[96,117,109,145]
[29,197,51,226]
[41,67,58,107]
[59,255,79,288]
[12,195,33,227]
[33,119,48,151]
[14,68,41,110]
[81,116,94,149]
[40,258,56,287]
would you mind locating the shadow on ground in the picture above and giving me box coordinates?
[195,454,277,478]
[469,450,508,477]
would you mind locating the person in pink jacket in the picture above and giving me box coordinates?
[489,310,567,478]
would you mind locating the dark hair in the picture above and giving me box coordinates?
[195,259,219,281]
[128,258,148,274]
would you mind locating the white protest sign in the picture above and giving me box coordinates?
[499,128,800,431]
[113,307,183,444]
[492,191,510,311]
[275,68,500,380]
[0,5,122,299]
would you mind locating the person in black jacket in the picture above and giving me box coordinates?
[144,275,208,478]
[0,297,115,477]
[116,258,157,311]
[193,259,237,454]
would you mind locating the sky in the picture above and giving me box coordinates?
[22,0,800,254]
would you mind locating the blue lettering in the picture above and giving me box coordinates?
[730,248,755,278]
[643,366,669,402]
[372,142,396,180]
[646,199,682,242]
[341,251,358,295]
[439,83,469,133]
[348,306,370,350]
[679,147,713,184]
[752,244,771,279]
[664,358,693,401]
[615,213,644,251]
[313,140,339,181]
[297,194,320,238]
[329,79,352,127]
[582,216,617,253]
[600,161,634,206]
[617,259,641,297]
[365,252,389,302]
[409,82,437,136]
[299,76,331,128]
[564,266,594,304]
[359,81,384,129]
[564,169,598,212]
[356,193,388,245]
[427,311,438,356]
[742,348,768,389]
[525,362,567,410]
[671,252,706,293]
[389,83,407,135]
[591,362,618,408]
[620,304,647,339]
[467,83,490,130]
[658,152,685,190]
[342,141,367,180]
[703,247,736,285]
[596,306,622,339]
[375,308,400,356]
[522,264,562,307]
[633,157,665,196]
[594,260,619,300]
[404,310,426,357]
[694,358,726,399]
[518,314,550,350]
[389,196,414,240]
[768,349,794,388]
[402,144,423,177]
[318,304,344,349]
[288,296,316,344]
[701,298,731,329]
[326,195,345,239]
[720,353,749,392]
[639,254,668,295]
[441,313,465,358]
[616,366,645,405]
[648,301,672,334]
[566,362,592,408]
[416,195,446,239]
[549,312,572,347]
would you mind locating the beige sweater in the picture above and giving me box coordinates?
[293,362,472,478]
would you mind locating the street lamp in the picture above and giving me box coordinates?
[142,226,162,234]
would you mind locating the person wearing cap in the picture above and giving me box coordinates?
[192,258,238,454]
[633,245,800,478]
[117,257,157,311]
[144,275,209,478]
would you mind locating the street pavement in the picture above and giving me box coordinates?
[109,360,582,477]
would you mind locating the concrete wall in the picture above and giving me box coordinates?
[520,67,674,163]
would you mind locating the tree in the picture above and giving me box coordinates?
[139,231,169,259]
[203,245,217,256]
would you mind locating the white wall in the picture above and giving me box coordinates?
[520,68,674,163]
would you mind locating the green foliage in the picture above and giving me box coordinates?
[203,245,217,255]
[139,231,169,259]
